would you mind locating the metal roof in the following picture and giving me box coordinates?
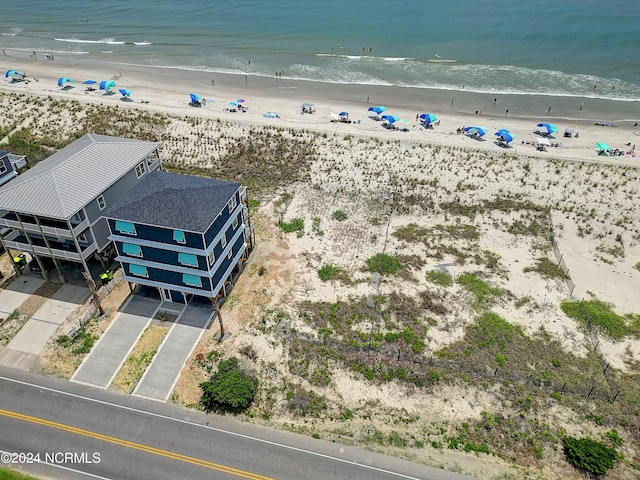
[0,134,160,219]
[104,170,240,232]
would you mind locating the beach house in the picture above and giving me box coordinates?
[104,170,254,306]
[0,150,27,187]
[0,134,161,282]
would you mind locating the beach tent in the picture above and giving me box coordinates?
[368,106,387,115]
[189,93,206,106]
[339,111,349,120]
[497,132,515,144]
[301,103,315,113]
[57,77,74,87]
[536,123,558,134]
[119,89,131,98]
[5,70,26,81]
[596,142,611,155]
[381,115,400,125]
[464,126,487,137]
[419,113,437,125]
[99,80,116,91]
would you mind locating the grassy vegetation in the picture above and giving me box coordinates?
[332,210,348,221]
[634,261,640,272]
[560,299,628,341]
[425,270,453,287]
[562,436,619,476]
[456,273,502,310]
[0,467,41,480]
[112,325,167,393]
[523,257,567,281]
[317,264,347,282]
[278,217,304,233]
[55,322,97,355]
[365,253,402,275]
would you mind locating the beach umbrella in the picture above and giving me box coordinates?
[419,113,437,124]
[82,79,97,85]
[536,123,558,134]
[499,132,515,143]
[5,69,25,79]
[236,98,245,103]
[495,129,510,136]
[229,102,238,107]
[57,77,74,87]
[381,115,400,124]
[596,142,611,151]
[368,106,387,115]
[119,89,131,98]
[189,93,202,103]
[339,111,349,119]
[464,126,487,137]
[99,80,116,91]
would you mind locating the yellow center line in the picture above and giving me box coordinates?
[0,409,273,480]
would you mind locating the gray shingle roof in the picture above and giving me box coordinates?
[104,170,240,233]
[0,134,160,219]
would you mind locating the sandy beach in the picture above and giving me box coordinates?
[2,51,640,480]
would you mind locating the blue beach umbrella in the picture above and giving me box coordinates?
[499,132,515,143]
[119,89,131,98]
[368,106,387,115]
[57,77,74,87]
[419,113,437,124]
[381,115,400,124]
[190,93,202,103]
[99,80,116,91]
[495,129,510,136]
[236,98,245,103]
[229,102,238,107]
[82,79,97,85]
[5,69,25,79]
[464,126,487,137]
[536,123,558,134]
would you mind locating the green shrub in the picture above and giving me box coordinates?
[633,261,640,272]
[456,273,501,309]
[366,253,402,275]
[524,257,567,280]
[560,299,627,341]
[332,210,348,221]
[200,357,258,412]
[318,264,340,281]
[605,429,622,447]
[425,270,453,287]
[278,217,304,233]
[562,436,618,476]
[495,353,506,367]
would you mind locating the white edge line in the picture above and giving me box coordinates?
[0,448,114,479]
[162,311,212,402]
[70,295,133,382]
[131,318,177,395]
[0,375,425,480]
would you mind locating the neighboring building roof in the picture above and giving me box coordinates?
[104,170,240,232]
[0,134,160,219]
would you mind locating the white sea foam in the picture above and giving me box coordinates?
[54,37,126,45]
[133,41,152,46]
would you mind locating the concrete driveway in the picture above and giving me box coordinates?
[0,276,45,318]
[71,295,160,388]
[133,305,213,401]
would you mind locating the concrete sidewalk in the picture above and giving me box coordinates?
[133,305,213,401]
[0,276,45,318]
[7,284,89,354]
[71,295,160,388]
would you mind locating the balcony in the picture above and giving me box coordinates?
[0,212,73,238]
[2,231,95,262]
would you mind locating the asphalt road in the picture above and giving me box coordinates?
[0,369,472,480]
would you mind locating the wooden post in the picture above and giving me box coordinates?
[612,390,620,403]
[587,385,595,398]
[603,363,610,374]
[82,272,104,316]
[210,298,224,340]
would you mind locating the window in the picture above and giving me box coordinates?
[178,252,198,267]
[71,211,84,223]
[129,264,148,277]
[173,230,186,244]
[228,195,237,213]
[135,161,146,179]
[122,243,142,257]
[183,273,202,287]
[96,195,106,211]
[77,233,88,243]
[115,220,136,235]
[0,162,7,174]
[231,216,239,230]
[220,233,227,249]
[208,249,216,266]
[227,248,233,260]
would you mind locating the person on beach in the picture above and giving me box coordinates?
[32,50,37,59]
[548,105,552,113]
[505,109,509,116]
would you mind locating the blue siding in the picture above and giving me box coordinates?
[114,240,207,271]
[203,190,240,245]
[211,234,245,289]
[205,210,241,260]
[108,219,204,249]
[124,262,213,292]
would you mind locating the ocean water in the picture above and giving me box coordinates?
[2,0,639,101]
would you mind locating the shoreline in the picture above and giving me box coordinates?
[2,52,639,169]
